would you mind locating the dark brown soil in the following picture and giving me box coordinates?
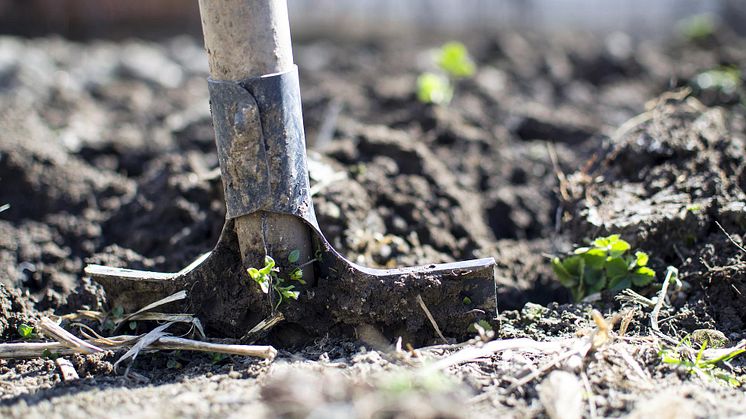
[1,27,746,417]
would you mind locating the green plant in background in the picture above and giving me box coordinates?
[678,13,717,42]
[552,234,656,301]
[659,335,745,387]
[17,323,34,339]
[417,41,475,105]
[693,66,742,95]
[247,253,308,310]
[417,73,453,105]
[437,41,476,78]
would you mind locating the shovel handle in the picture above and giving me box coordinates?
[198,0,314,281]
[198,0,294,80]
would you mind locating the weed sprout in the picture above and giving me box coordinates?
[552,234,656,301]
[417,41,475,105]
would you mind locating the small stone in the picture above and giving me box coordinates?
[538,371,583,419]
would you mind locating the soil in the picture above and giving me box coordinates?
[1,26,746,418]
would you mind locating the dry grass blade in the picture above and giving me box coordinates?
[715,221,746,254]
[416,294,448,344]
[114,322,175,375]
[58,310,107,323]
[0,342,86,359]
[0,334,278,361]
[118,290,188,326]
[241,311,284,343]
[39,317,103,354]
[700,339,746,363]
[125,312,206,339]
[650,268,679,345]
[153,337,277,360]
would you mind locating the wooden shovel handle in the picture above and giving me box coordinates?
[198,0,294,80]
[197,0,314,282]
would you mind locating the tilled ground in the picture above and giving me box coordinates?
[1,27,746,418]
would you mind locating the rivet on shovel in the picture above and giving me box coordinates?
[85,0,497,341]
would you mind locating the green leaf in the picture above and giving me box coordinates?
[17,323,33,339]
[573,246,591,254]
[277,285,300,301]
[288,249,300,264]
[417,72,453,105]
[259,256,275,276]
[258,278,270,294]
[608,276,631,292]
[631,275,653,287]
[631,266,656,286]
[437,42,475,78]
[577,257,586,285]
[129,321,137,331]
[584,267,606,293]
[563,255,584,276]
[111,306,124,319]
[628,251,648,270]
[289,268,303,282]
[606,256,629,279]
[462,296,472,305]
[609,239,631,257]
[592,237,609,248]
[42,348,60,360]
[581,248,607,270]
[636,266,656,277]
[247,267,260,280]
[593,235,619,248]
[552,257,577,287]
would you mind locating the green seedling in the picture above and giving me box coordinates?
[247,252,313,310]
[210,352,228,365]
[678,13,717,41]
[552,234,656,301]
[17,323,34,339]
[659,336,745,387]
[42,348,60,360]
[417,41,476,105]
[417,72,453,105]
[437,41,476,79]
[693,66,742,95]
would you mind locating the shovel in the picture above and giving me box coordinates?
[85,0,497,343]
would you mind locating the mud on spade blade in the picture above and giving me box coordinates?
[85,68,498,342]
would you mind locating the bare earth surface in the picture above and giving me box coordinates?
[1,28,746,418]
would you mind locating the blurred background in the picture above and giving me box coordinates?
[0,0,744,39]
